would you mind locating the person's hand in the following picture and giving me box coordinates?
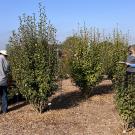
[118,61,126,64]
[125,62,130,65]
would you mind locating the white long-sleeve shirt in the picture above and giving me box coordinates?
[0,55,9,86]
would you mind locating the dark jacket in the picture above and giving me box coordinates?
[126,55,135,73]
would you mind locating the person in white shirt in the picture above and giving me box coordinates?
[0,50,10,113]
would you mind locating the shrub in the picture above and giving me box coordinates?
[69,28,104,95]
[7,4,58,113]
[67,27,135,125]
[115,75,135,125]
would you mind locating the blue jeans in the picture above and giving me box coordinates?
[0,86,8,113]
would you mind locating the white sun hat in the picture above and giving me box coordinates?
[0,50,8,56]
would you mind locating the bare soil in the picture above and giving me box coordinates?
[0,79,134,135]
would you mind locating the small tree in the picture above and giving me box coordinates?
[68,27,128,97]
[7,4,58,113]
[69,28,104,95]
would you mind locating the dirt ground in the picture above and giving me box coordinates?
[0,79,134,135]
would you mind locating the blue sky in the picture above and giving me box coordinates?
[0,0,135,49]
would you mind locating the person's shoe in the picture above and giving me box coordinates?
[2,110,8,114]
[2,112,8,115]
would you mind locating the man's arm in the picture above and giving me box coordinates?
[2,57,10,74]
[126,63,135,68]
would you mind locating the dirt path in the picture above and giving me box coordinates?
[0,79,134,135]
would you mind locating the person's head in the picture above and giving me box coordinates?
[128,45,135,55]
[0,50,8,58]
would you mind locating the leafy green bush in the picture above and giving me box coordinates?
[69,29,104,95]
[115,74,135,125]
[7,4,58,113]
[62,27,127,96]
[67,27,135,125]
[60,36,83,78]
[62,26,134,126]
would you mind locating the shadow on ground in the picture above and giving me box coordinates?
[50,90,82,110]
[8,101,28,112]
[50,81,113,110]
[8,94,27,112]
[91,83,113,96]
[7,80,113,112]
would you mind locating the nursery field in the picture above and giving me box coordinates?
[0,79,134,135]
[6,4,135,134]
[0,2,135,135]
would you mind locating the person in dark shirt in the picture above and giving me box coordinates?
[119,45,135,87]
[126,45,135,73]
[124,45,135,87]
[119,45,135,70]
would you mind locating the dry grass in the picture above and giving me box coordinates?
[0,79,134,135]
